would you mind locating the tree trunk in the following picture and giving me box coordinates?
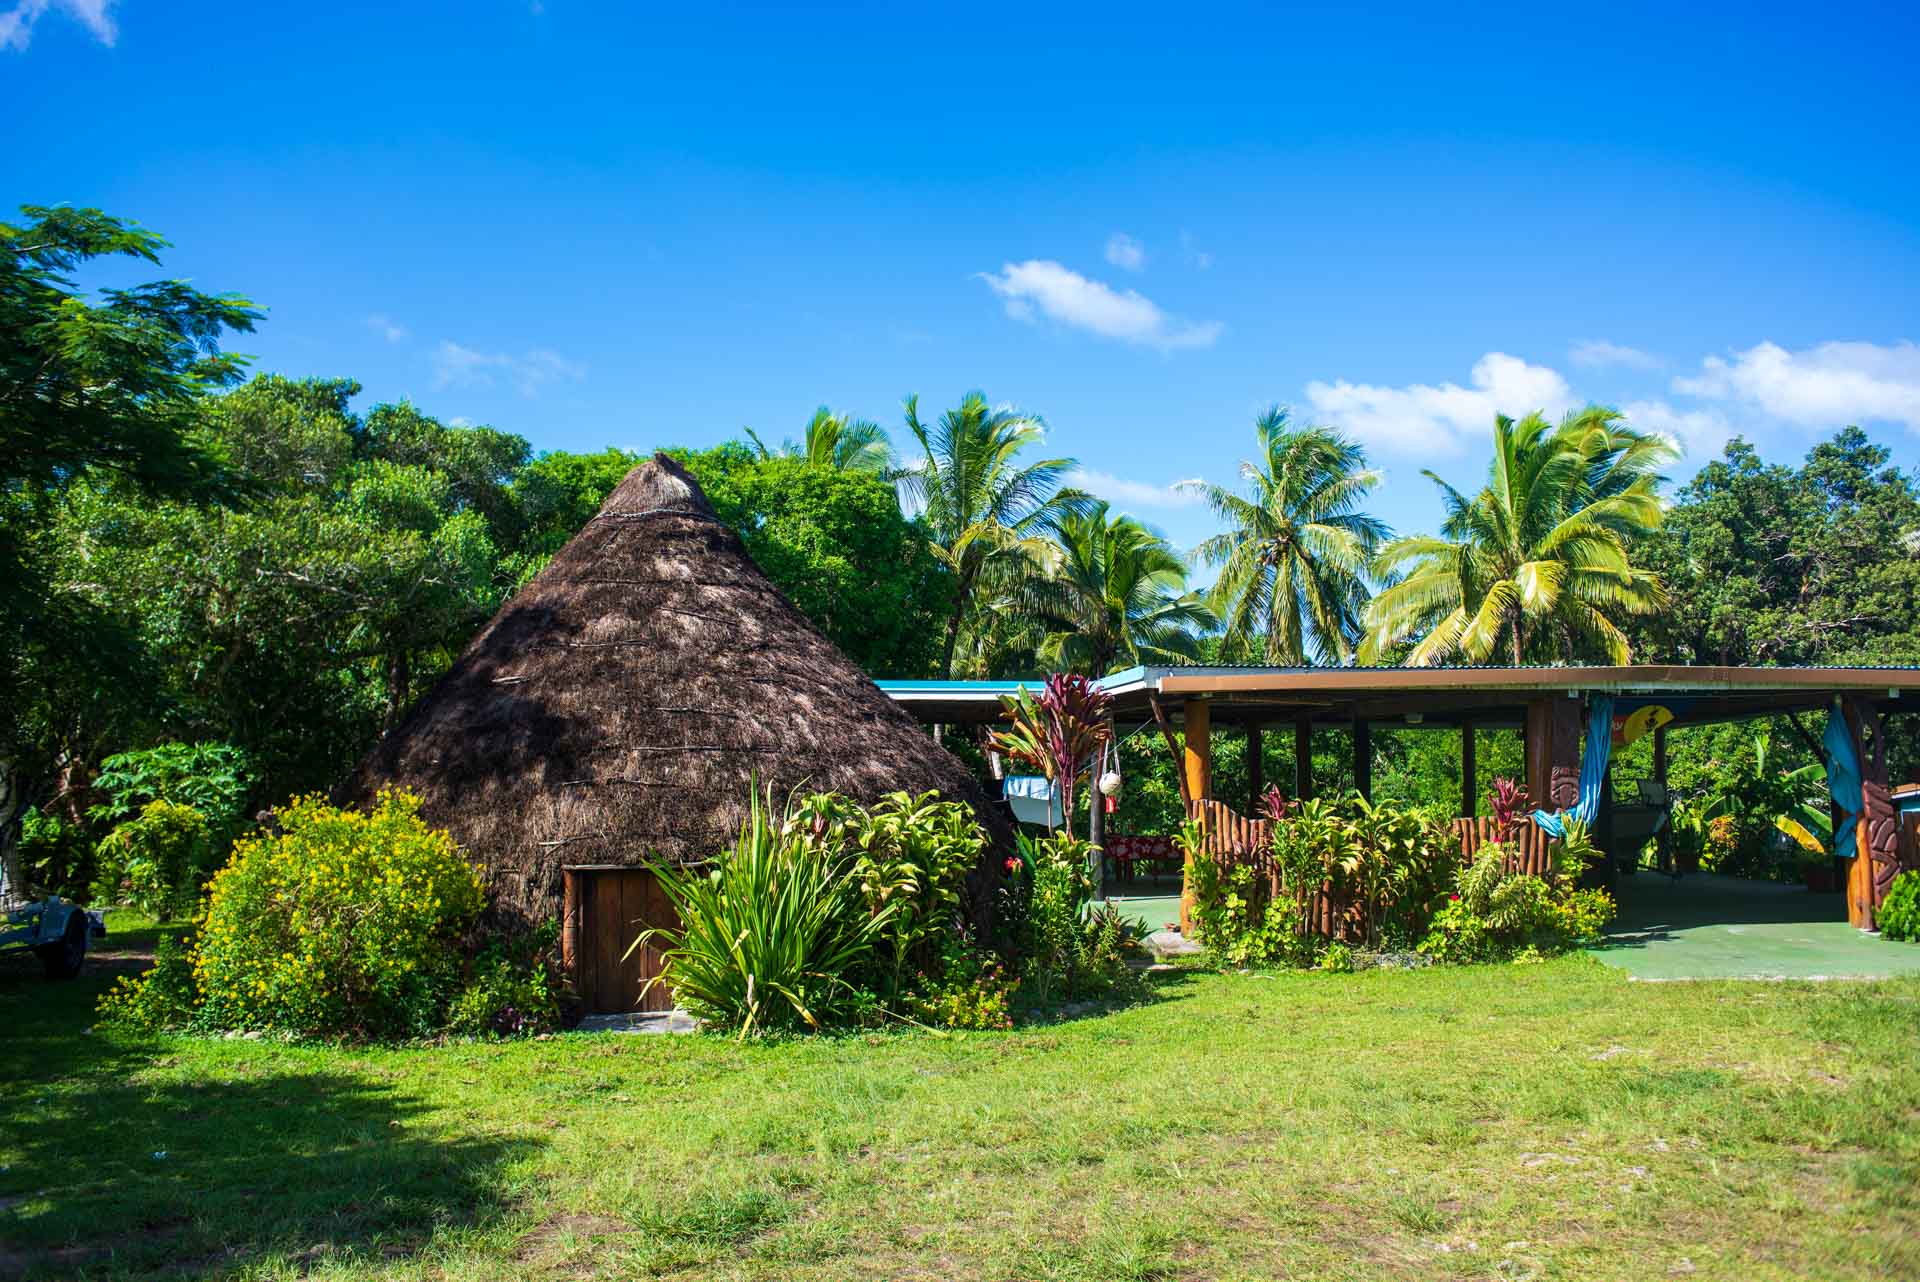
[0,755,27,906]
[385,649,412,729]
[939,573,975,679]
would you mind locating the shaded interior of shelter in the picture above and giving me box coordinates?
[887,665,1920,938]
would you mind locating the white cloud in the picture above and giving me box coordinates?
[367,313,409,344]
[1066,468,1205,510]
[1179,230,1213,270]
[1104,233,1146,272]
[432,341,585,396]
[1673,340,1920,433]
[0,0,115,51]
[1570,339,1661,371]
[976,259,1223,352]
[1305,352,1575,454]
[1620,399,1734,458]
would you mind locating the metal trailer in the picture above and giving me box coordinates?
[1,874,107,979]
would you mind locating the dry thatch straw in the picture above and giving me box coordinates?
[340,452,1008,927]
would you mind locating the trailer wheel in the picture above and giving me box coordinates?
[37,913,87,980]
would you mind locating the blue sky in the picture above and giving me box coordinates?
[8,1,1919,550]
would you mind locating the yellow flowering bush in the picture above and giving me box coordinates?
[191,790,484,1038]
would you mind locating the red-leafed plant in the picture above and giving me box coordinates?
[1488,776,1530,843]
[990,674,1113,835]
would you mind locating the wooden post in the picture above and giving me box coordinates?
[1179,697,1211,935]
[1294,715,1313,801]
[1460,720,1477,818]
[1526,696,1581,812]
[1248,723,1264,813]
[1087,738,1106,901]
[1183,697,1212,805]
[1352,717,1372,802]
[1652,723,1669,873]
[561,867,580,994]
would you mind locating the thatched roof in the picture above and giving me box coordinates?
[340,453,1007,927]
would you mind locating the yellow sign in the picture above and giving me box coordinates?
[1613,704,1674,748]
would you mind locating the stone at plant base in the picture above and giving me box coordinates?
[1147,929,1204,958]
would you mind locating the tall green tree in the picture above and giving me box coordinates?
[1186,408,1386,665]
[745,406,893,475]
[1633,428,1920,667]
[1,205,259,896]
[1361,407,1670,666]
[899,392,1088,677]
[1028,503,1213,676]
[675,445,950,678]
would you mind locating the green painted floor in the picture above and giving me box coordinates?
[1591,871,1920,980]
[1101,893,1183,934]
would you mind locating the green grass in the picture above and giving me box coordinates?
[4,914,1920,1280]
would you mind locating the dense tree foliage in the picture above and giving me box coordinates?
[1188,409,1385,664]
[11,201,1920,910]
[899,392,1089,677]
[1363,409,1671,665]
[1,206,259,896]
[1633,428,1920,667]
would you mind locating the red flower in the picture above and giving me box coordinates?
[1004,856,1021,875]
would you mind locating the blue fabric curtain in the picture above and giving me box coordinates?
[1822,706,1862,859]
[1531,695,1615,837]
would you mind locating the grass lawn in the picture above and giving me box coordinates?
[4,916,1919,1280]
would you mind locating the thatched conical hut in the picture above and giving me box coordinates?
[341,454,1005,1002]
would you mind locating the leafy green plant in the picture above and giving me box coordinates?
[847,790,985,998]
[1020,830,1092,1003]
[185,790,484,1038]
[642,784,897,1036]
[1419,845,1615,964]
[1879,871,1920,943]
[18,806,92,901]
[90,798,215,919]
[448,922,562,1037]
[91,742,254,841]
[96,932,200,1034]
[909,942,1017,1030]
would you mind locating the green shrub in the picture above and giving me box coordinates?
[91,799,215,919]
[1880,871,1920,943]
[647,786,896,1035]
[909,942,1017,1030]
[1188,794,1454,966]
[92,741,253,842]
[449,922,563,1037]
[1419,845,1616,963]
[96,932,200,1033]
[190,790,485,1038]
[18,806,92,901]
[839,790,985,998]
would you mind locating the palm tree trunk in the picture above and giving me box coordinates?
[1510,617,1525,666]
[939,569,976,679]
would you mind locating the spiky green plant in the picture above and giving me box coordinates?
[1361,407,1672,665]
[638,784,895,1036]
[1184,408,1386,665]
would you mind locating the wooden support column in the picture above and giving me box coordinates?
[1652,723,1670,872]
[1183,697,1212,805]
[1460,720,1477,818]
[1179,697,1211,935]
[1525,696,1581,812]
[1352,717,1372,802]
[1294,715,1313,801]
[1247,723,1264,813]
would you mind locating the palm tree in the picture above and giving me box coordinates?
[1359,407,1671,666]
[897,392,1088,678]
[1185,408,1387,665]
[1027,503,1214,676]
[745,406,893,475]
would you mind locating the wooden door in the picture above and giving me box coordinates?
[570,868,679,1014]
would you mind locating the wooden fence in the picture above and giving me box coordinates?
[1179,799,1565,941]
[1449,816,1559,876]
